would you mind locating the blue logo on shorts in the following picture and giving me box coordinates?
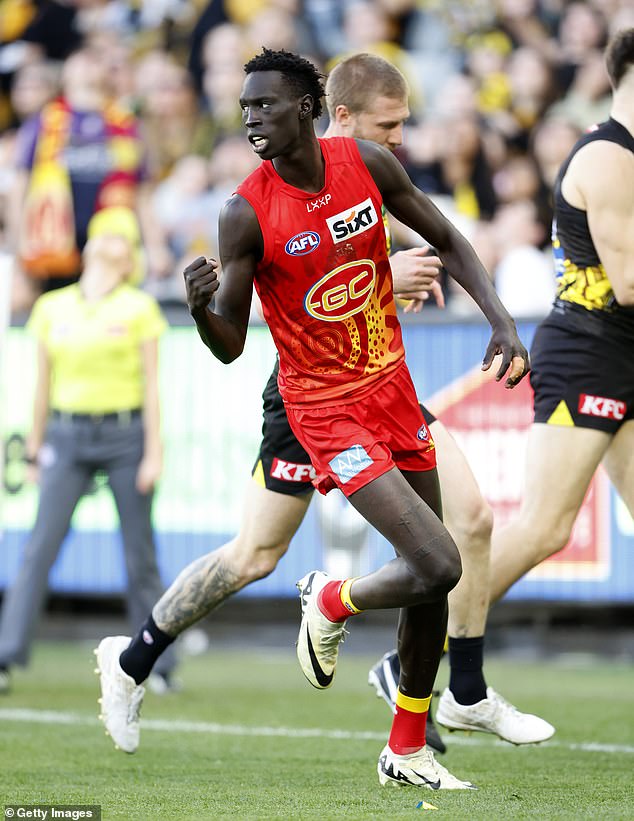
[329,444,373,484]
[417,424,429,441]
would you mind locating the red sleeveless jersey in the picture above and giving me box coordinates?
[236,137,405,406]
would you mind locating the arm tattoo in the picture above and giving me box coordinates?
[153,550,240,635]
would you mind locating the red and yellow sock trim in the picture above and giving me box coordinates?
[340,578,362,615]
[395,689,432,714]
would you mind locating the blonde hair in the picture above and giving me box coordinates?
[87,207,144,284]
[325,53,409,117]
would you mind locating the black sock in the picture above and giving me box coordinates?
[119,615,175,685]
[448,636,487,705]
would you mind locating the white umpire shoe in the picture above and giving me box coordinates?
[377,744,477,790]
[296,570,348,689]
[95,636,145,753]
[436,686,555,745]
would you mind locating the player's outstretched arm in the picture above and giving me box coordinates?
[184,195,262,363]
[359,139,529,387]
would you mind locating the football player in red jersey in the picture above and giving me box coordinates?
[178,49,528,789]
[93,52,540,780]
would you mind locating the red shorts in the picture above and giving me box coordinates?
[285,362,436,497]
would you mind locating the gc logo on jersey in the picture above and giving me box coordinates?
[285,230,321,256]
[304,259,376,321]
[326,197,379,244]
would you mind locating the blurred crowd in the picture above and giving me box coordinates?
[1,0,633,319]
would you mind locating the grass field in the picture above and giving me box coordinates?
[1,641,633,820]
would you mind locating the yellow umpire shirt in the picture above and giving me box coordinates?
[27,283,167,414]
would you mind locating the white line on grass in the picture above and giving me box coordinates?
[1,708,633,756]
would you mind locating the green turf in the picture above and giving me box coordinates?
[1,642,633,819]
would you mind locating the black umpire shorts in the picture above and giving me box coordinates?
[251,361,437,495]
[530,310,634,434]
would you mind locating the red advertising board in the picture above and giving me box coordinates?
[427,366,611,581]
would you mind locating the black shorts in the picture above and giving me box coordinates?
[530,311,634,434]
[251,361,437,495]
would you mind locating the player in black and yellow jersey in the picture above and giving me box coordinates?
[490,28,634,601]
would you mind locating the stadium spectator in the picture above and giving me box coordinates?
[135,53,200,182]
[245,5,303,56]
[547,47,612,130]
[187,0,232,93]
[0,60,59,266]
[6,47,168,314]
[495,0,558,57]
[487,46,559,152]
[1,0,624,320]
[9,59,61,125]
[405,113,497,222]
[200,20,244,71]
[491,199,555,318]
[150,136,258,302]
[0,217,178,696]
[530,116,581,188]
[554,2,608,92]
[90,35,138,111]
[332,0,421,107]
[191,28,247,154]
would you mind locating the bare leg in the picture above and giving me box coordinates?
[603,420,634,514]
[490,423,611,603]
[432,420,493,638]
[348,468,460,698]
[153,479,312,634]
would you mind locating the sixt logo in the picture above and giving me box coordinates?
[578,394,626,420]
[304,259,376,321]
[285,231,321,256]
[326,197,379,244]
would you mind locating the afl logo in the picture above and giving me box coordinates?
[285,231,321,256]
[305,259,376,322]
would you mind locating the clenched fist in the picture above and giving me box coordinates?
[183,256,219,313]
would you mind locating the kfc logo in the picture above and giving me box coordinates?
[578,394,626,420]
[271,458,316,483]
